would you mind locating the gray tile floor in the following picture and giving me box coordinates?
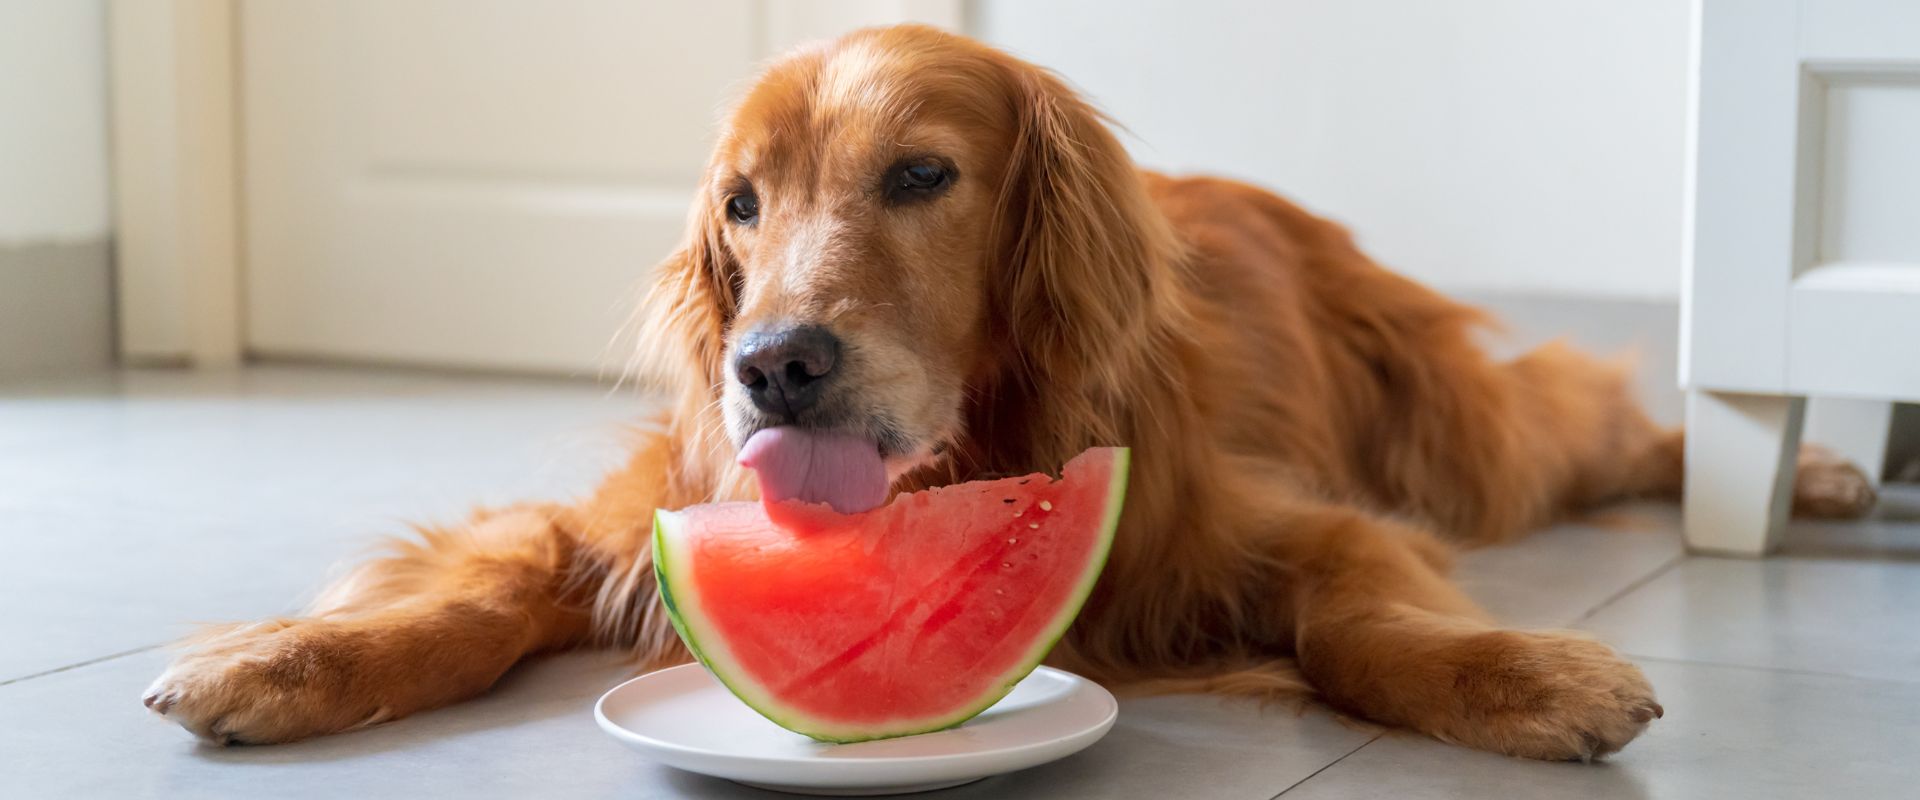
[5,352,1919,798]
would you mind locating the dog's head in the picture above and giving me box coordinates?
[638,25,1177,496]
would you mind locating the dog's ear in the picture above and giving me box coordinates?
[631,183,737,395]
[993,66,1180,391]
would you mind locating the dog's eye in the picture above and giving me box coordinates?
[900,164,946,190]
[887,161,953,203]
[726,191,759,225]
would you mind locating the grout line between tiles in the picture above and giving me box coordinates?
[0,644,163,688]
[1268,732,1384,798]
[1624,652,1920,684]
[1569,551,1686,626]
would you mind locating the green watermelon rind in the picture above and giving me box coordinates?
[651,447,1129,744]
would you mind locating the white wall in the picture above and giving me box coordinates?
[973,0,1690,299]
[0,0,111,244]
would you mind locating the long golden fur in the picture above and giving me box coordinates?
[144,26,1875,760]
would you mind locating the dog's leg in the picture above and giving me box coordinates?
[1497,343,1875,525]
[143,434,686,745]
[1270,499,1661,761]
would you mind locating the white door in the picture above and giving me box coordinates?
[240,1,958,374]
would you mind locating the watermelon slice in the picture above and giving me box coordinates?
[653,446,1128,743]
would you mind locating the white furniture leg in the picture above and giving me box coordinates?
[1684,390,1806,556]
[1803,398,1893,487]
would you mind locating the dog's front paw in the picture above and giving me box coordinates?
[143,619,391,745]
[1440,631,1662,761]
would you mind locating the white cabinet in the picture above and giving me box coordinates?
[1683,0,1920,554]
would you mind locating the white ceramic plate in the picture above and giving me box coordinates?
[595,664,1118,796]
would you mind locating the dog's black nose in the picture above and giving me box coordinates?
[734,324,841,419]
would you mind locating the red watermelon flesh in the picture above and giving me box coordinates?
[652,447,1127,742]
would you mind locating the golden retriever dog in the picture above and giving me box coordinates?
[143,25,1875,759]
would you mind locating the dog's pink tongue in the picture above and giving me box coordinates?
[739,427,888,514]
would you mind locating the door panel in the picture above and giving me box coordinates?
[241,1,758,373]
[1786,1,1920,398]
[1814,73,1920,269]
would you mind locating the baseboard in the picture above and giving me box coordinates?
[0,238,114,376]
[1459,291,1684,425]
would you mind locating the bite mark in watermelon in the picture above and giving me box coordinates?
[653,447,1128,743]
